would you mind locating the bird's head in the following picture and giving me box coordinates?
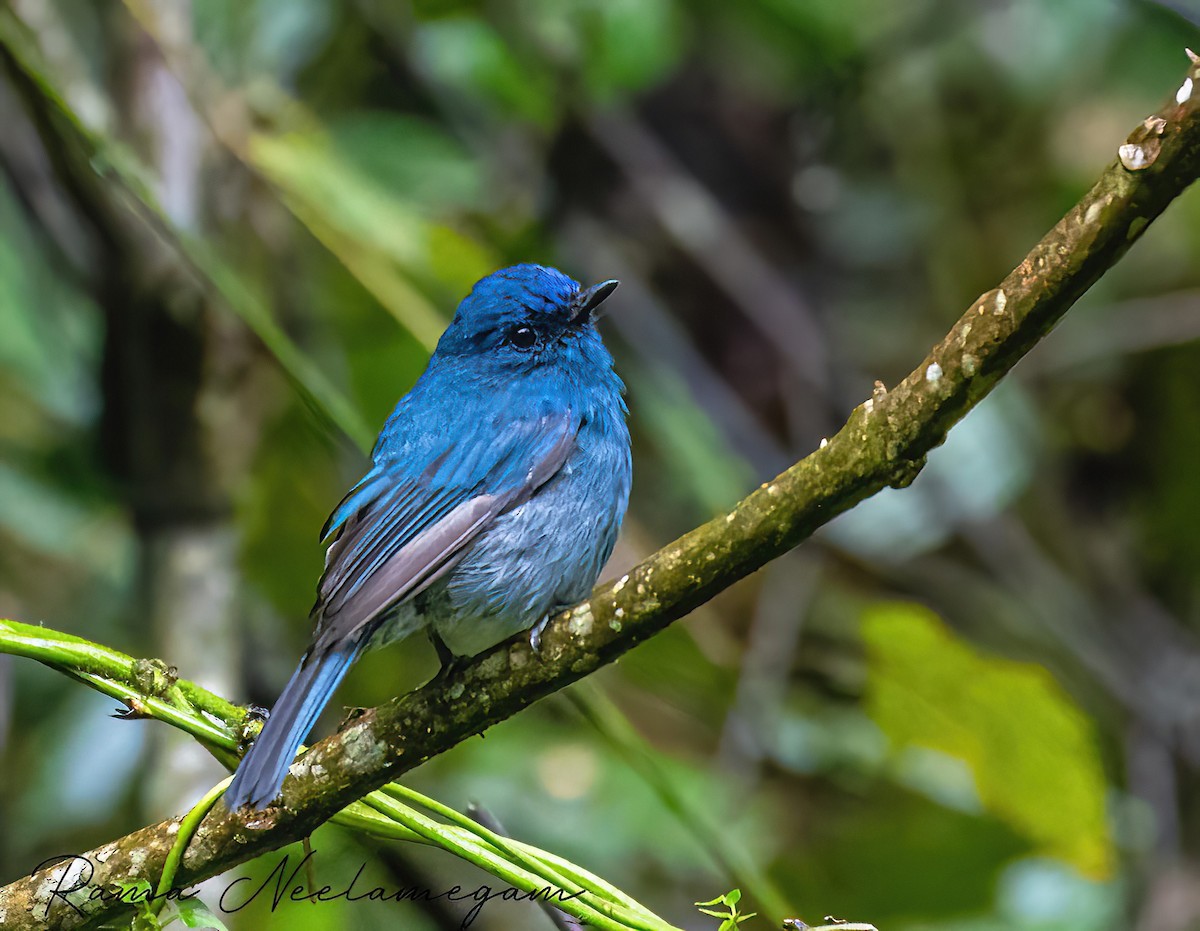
[434,264,619,372]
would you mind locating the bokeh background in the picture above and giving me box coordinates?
[3,1,1200,929]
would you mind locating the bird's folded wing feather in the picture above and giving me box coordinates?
[309,406,578,653]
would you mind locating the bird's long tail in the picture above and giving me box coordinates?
[225,645,358,811]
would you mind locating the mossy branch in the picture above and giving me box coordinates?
[4,52,1200,931]
[0,620,681,931]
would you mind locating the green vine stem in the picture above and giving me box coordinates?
[358,791,677,931]
[153,780,230,914]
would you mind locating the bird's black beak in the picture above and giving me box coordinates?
[571,279,619,325]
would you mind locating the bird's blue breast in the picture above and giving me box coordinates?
[431,398,630,655]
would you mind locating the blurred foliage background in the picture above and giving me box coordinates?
[2,0,1200,929]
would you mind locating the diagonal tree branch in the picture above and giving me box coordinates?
[4,51,1200,931]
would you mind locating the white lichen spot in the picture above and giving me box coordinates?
[1119,143,1151,171]
[448,681,465,700]
[726,512,736,523]
[960,322,972,343]
[706,551,716,561]
[766,484,779,496]
[992,289,1008,316]
[819,437,829,448]
[568,606,594,637]
[1179,77,1195,104]
[613,574,629,593]
[925,362,943,383]
[636,583,645,595]
[614,608,625,618]
[479,652,506,677]
[863,398,875,414]
[342,728,387,773]
[1084,201,1103,225]
[40,857,90,908]
[962,353,978,377]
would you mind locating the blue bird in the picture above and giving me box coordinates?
[225,264,631,810]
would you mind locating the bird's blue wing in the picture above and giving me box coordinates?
[309,404,579,653]
[225,406,578,810]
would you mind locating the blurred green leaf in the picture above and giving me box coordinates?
[239,392,337,623]
[250,118,496,348]
[586,0,687,95]
[167,896,230,930]
[425,223,497,297]
[626,363,755,517]
[0,183,100,424]
[192,0,334,82]
[411,17,558,127]
[518,0,687,99]
[251,130,426,267]
[862,603,1112,877]
[325,112,482,210]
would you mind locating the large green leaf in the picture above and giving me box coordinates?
[862,603,1112,877]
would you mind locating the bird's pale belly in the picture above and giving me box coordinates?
[377,435,630,657]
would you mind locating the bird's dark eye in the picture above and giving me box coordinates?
[505,325,539,350]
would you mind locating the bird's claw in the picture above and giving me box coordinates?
[429,629,468,681]
[529,614,551,654]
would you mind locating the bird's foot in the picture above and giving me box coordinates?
[434,653,470,683]
[529,614,552,654]
[429,628,468,682]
